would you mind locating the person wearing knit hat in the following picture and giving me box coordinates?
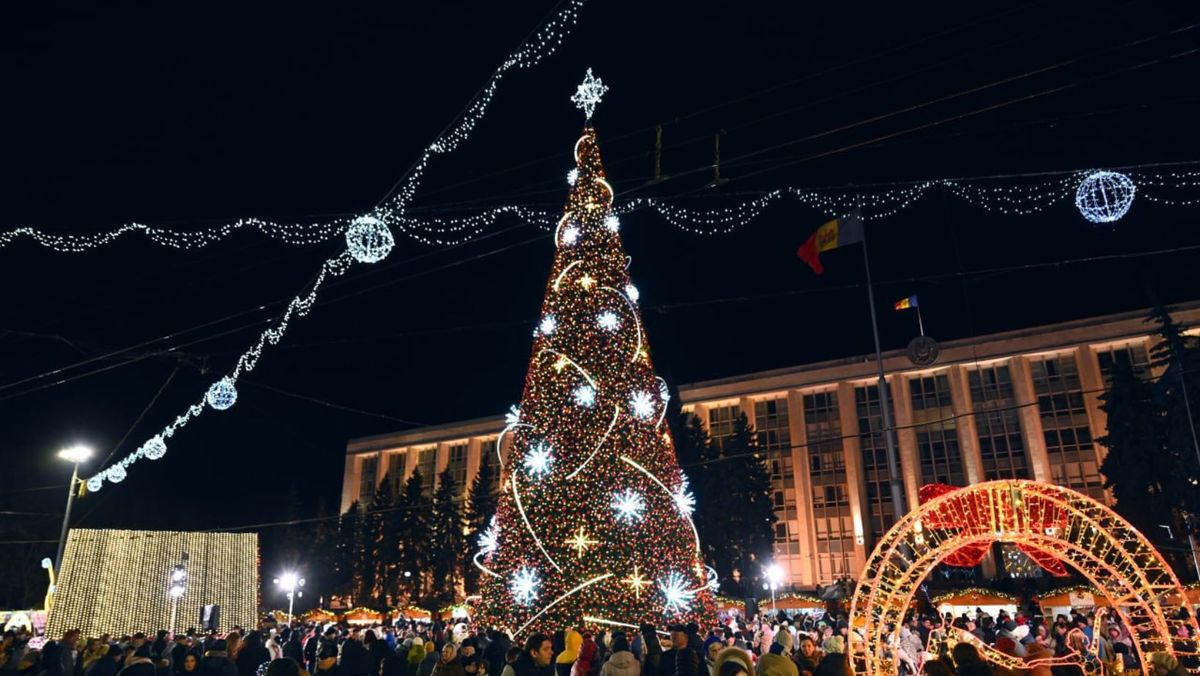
[753,640,797,676]
[818,637,842,656]
[772,632,792,657]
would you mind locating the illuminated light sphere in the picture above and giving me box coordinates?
[142,435,167,461]
[510,566,540,605]
[107,464,127,484]
[604,215,620,232]
[86,476,104,493]
[345,215,395,263]
[630,390,656,419]
[625,284,640,303]
[524,443,554,478]
[539,315,557,336]
[41,558,52,569]
[567,168,579,186]
[206,377,238,411]
[573,384,596,407]
[1075,170,1135,224]
[562,226,580,245]
[597,311,621,331]
[659,571,697,614]
[612,489,646,523]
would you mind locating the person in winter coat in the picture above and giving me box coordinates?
[753,640,796,676]
[709,648,750,676]
[1148,651,1190,676]
[418,646,439,676]
[86,646,123,676]
[406,640,427,676]
[790,638,820,676]
[339,635,372,676]
[234,634,270,676]
[118,647,156,676]
[200,640,238,676]
[554,632,581,676]
[599,635,638,676]
[659,626,699,676]
[281,635,302,667]
[570,636,597,676]
[808,653,849,676]
[431,645,465,676]
[482,632,511,676]
[896,627,921,675]
[512,635,553,676]
[637,627,660,676]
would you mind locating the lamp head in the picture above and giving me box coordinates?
[58,445,93,464]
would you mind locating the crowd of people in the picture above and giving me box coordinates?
[0,605,1196,676]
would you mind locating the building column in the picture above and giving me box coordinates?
[836,382,869,573]
[890,373,922,510]
[947,365,984,485]
[341,456,359,513]
[786,389,817,588]
[466,439,483,497]
[435,443,450,480]
[1009,357,1051,483]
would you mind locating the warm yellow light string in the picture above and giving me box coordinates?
[583,616,669,636]
[553,260,584,291]
[510,476,562,572]
[565,404,620,480]
[516,573,613,636]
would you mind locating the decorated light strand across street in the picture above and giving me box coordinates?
[82,0,591,490]
[478,74,713,635]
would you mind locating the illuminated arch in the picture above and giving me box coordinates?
[848,480,1199,674]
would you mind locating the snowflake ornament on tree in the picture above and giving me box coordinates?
[570,68,609,120]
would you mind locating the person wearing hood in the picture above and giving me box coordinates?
[570,635,597,676]
[405,640,426,676]
[789,637,820,676]
[554,631,581,676]
[753,635,796,676]
[709,648,750,676]
[600,634,638,676]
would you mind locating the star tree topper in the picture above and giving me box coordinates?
[571,68,608,120]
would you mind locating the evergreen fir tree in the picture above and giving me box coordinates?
[429,469,465,607]
[397,470,429,603]
[1146,305,1200,516]
[464,454,497,594]
[675,414,724,581]
[1098,361,1165,536]
[715,413,776,595]
[371,473,400,606]
[332,501,362,601]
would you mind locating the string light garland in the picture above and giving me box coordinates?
[847,480,1200,675]
[479,85,713,636]
[80,0,591,488]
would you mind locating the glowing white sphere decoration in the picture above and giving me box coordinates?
[142,435,167,460]
[107,464,127,484]
[206,377,238,411]
[345,215,395,263]
[86,476,104,493]
[1075,170,1135,224]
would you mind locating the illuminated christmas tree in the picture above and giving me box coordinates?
[477,71,715,637]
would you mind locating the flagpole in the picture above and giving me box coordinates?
[860,225,908,519]
[917,305,925,337]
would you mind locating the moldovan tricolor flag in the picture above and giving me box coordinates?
[796,208,864,275]
[894,295,918,311]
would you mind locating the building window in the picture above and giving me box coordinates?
[1095,342,1151,384]
[804,391,853,583]
[417,447,436,495]
[1029,354,1104,500]
[480,438,501,494]
[707,405,740,449]
[755,398,798,555]
[447,443,468,492]
[855,383,896,540]
[359,455,378,505]
[968,365,1029,480]
[387,452,407,493]
[909,374,965,487]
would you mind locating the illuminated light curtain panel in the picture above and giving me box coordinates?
[47,529,258,637]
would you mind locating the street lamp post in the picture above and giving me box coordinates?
[764,563,784,616]
[54,445,93,577]
[274,573,305,625]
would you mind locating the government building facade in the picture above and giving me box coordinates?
[341,303,1200,588]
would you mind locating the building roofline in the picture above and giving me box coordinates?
[346,414,505,454]
[676,301,1200,397]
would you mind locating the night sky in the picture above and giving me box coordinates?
[2,1,1200,601]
